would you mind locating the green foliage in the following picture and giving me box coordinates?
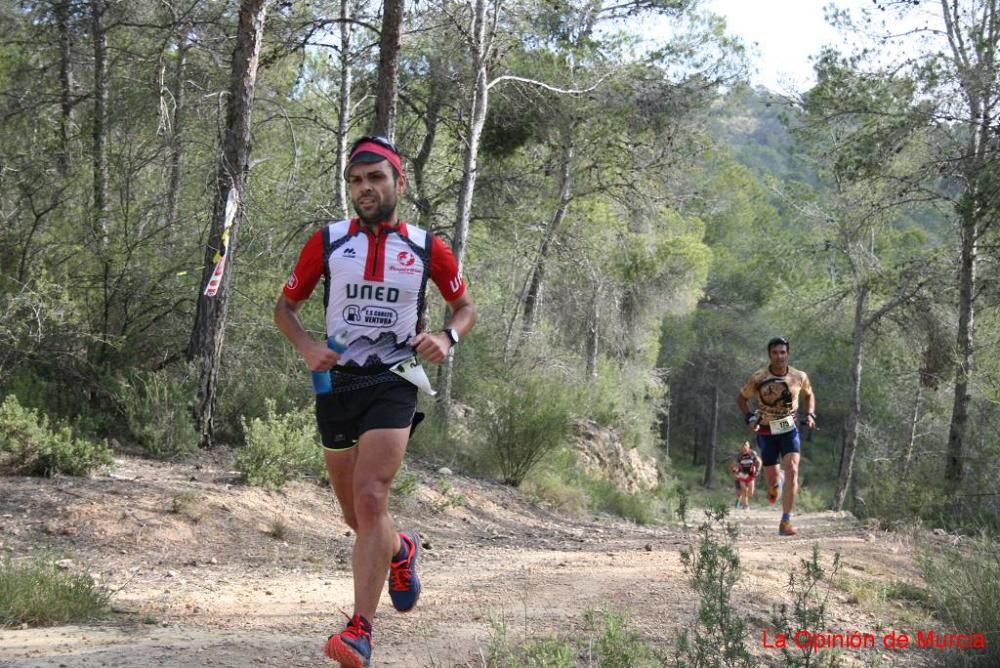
[587,608,660,667]
[391,464,419,499]
[0,395,113,477]
[921,535,1000,667]
[474,371,577,487]
[769,544,844,668]
[482,606,660,667]
[115,365,198,459]
[583,478,659,525]
[521,636,575,667]
[583,357,667,452]
[675,508,754,668]
[0,558,110,627]
[431,479,467,513]
[236,399,324,489]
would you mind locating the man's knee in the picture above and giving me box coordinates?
[784,458,799,475]
[354,481,391,521]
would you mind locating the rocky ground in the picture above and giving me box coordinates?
[0,455,951,667]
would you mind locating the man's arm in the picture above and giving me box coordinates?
[411,293,477,365]
[273,294,340,371]
[802,384,816,430]
[737,390,759,433]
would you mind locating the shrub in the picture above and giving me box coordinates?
[675,507,754,668]
[0,395,113,477]
[769,544,846,668]
[236,399,324,488]
[115,365,198,459]
[0,558,110,627]
[476,373,576,487]
[588,608,660,667]
[921,534,1000,667]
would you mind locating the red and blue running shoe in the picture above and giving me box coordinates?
[324,613,372,667]
[388,530,421,612]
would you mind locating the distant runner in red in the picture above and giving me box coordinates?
[737,337,815,537]
[730,440,763,510]
[274,135,477,668]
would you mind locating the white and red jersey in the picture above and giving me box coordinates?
[283,219,466,368]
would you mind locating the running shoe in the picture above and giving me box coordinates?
[768,485,779,504]
[324,613,372,667]
[778,519,797,536]
[388,530,421,612]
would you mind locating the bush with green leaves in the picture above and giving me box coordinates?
[475,371,577,487]
[236,399,324,488]
[0,395,113,477]
[0,558,110,627]
[921,534,1000,667]
[675,507,754,668]
[115,365,198,459]
[588,608,661,667]
[769,544,846,668]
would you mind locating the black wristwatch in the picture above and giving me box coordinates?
[444,328,460,347]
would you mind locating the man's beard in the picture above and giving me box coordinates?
[354,198,396,226]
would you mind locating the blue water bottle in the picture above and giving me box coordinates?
[311,331,350,394]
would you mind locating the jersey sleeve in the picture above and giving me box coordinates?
[282,229,325,302]
[428,234,467,301]
[799,370,813,397]
[739,372,758,400]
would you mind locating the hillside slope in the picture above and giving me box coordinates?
[0,455,943,667]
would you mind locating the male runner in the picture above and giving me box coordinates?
[274,135,477,667]
[737,337,815,536]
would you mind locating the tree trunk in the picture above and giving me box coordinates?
[940,0,996,484]
[661,396,671,457]
[187,0,268,448]
[520,136,574,338]
[833,285,867,511]
[703,383,719,488]
[945,206,977,483]
[56,0,75,174]
[902,381,922,479]
[410,87,442,229]
[90,0,109,246]
[165,30,188,238]
[584,282,599,377]
[371,0,403,140]
[336,0,353,217]
[436,0,489,424]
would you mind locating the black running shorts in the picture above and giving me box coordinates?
[315,379,418,451]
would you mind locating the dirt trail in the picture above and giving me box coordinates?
[0,457,939,667]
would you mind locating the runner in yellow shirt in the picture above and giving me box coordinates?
[737,337,816,536]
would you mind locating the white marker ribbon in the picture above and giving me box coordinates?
[390,356,437,396]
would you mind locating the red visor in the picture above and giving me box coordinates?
[349,140,404,177]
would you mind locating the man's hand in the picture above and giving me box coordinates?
[746,418,760,434]
[805,414,816,431]
[302,339,340,371]
[410,331,451,364]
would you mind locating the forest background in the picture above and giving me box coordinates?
[2,0,1000,544]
